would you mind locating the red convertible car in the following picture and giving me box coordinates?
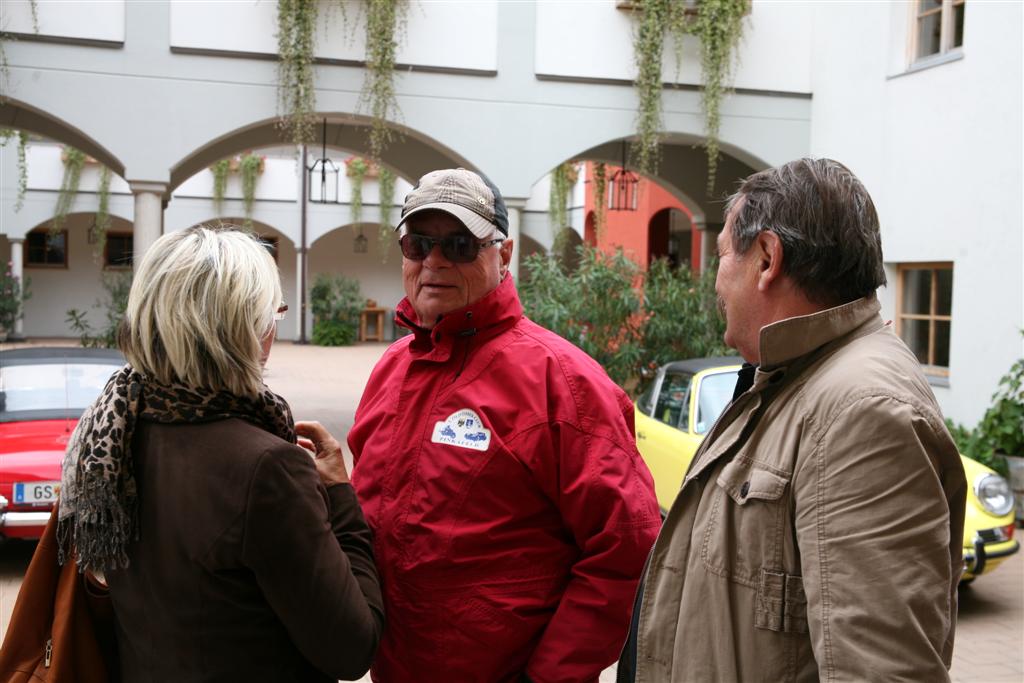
[0,347,124,540]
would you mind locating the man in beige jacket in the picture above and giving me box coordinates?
[619,158,966,682]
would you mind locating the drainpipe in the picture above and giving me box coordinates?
[299,145,308,344]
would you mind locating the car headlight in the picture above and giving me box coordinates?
[974,473,1015,517]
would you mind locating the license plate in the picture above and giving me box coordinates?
[13,481,60,505]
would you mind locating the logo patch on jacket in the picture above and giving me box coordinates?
[431,409,492,451]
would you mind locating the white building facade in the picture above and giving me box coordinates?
[0,0,1020,426]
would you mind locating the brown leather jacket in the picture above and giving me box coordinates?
[628,297,966,682]
[107,418,383,682]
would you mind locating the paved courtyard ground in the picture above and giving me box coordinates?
[1,341,1021,681]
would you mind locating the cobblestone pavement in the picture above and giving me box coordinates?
[1,341,1021,681]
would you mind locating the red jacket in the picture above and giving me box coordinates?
[349,275,660,683]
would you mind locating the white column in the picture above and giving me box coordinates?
[130,182,167,265]
[505,201,523,281]
[9,238,24,338]
[294,248,304,341]
[696,219,716,273]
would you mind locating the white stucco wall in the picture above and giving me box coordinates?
[170,0,499,72]
[809,0,1024,425]
[534,0,812,94]
[2,0,126,43]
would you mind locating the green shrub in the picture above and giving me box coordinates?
[520,245,725,393]
[312,318,356,346]
[639,258,728,388]
[65,272,131,349]
[309,274,362,346]
[521,247,643,388]
[0,264,29,335]
[945,335,1024,477]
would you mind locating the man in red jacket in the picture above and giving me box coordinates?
[348,168,660,683]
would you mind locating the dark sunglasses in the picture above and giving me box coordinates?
[399,233,505,264]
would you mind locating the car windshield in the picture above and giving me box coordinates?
[0,363,122,415]
[695,371,737,434]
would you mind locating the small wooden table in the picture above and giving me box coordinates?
[359,307,388,342]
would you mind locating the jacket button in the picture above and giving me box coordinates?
[740,481,750,498]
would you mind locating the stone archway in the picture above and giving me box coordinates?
[0,98,125,175]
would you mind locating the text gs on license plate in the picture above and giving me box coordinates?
[13,481,60,504]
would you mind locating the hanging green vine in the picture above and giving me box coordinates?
[630,0,674,176]
[0,130,29,211]
[377,166,395,263]
[548,162,572,237]
[211,158,230,213]
[592,162,607,242]
[691,0,746,192]
[239,152,263,229]
[362,0,406,160]
[53,146,86,232]
[348,157,368,224]
[93,166,112,260]
[275,0,319,145]
[549,162,577,259]
[627,0,745,186]
[1,0,40,99]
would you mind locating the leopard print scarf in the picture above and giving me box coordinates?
[58,364,296,572]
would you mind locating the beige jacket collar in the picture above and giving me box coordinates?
[758,296,883,370]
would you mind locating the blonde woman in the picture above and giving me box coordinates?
[58,226,383,682]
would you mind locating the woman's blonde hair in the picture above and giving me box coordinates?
[120,225,282,397]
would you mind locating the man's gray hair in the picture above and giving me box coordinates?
[725,158,887,306]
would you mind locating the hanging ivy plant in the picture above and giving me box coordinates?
[549,162,578,260]
[92,166,112,260]
[627,0,745,186]
[211,158,230,213]
[691,0,746,192]
[362,0,406,160]
[592,162,607,242]
[275,0,319,145]
[0,130,29,212]
[548,162,572,237]
[348,156,368,224]
[53,146,86,232]
[15,131,27,212]
[0,0,40,96]
[630,0,674,176]
[239,152,263,229]
[377,166,395,263]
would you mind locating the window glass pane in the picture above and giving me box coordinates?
[654,372,691,429]
[953,1,965,48]
[901,268,932,315]
[900,318,930,365]
[917,7,942,59]
[106,235,133,267]
[1,363,123,413]
[934,320,951,368]
[696,372,736,435]
[45,233,66,265]
[936,267,953,316]
[637,382,657,416]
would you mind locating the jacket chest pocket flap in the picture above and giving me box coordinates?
[702,458,792,586]
[716,459,789,505]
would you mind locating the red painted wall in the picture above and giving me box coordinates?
[582,161,701,272]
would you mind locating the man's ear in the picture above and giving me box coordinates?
[754,231,784,293]
[499,238,514,277]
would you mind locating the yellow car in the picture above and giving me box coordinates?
[635,358,1020,582]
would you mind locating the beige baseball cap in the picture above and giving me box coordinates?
[396,168,509,239]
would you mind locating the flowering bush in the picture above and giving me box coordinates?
[0,262,29,335]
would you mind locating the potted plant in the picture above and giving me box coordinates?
[0,264,29,341]
[974,343,1024,521]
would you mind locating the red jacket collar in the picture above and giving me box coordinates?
[395,275,523,354]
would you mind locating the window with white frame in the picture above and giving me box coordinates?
[897,263,953,375]
[914,0,965,62]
